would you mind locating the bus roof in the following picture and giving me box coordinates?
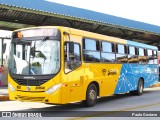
[65,27,158,50]
[127,40,157,50]
[13,26,158,50]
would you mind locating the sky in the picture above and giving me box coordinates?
[46,0,160,26]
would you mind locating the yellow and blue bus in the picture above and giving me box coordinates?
[8,26,159,107]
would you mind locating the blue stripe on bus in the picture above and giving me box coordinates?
[127,40,157,50]
[114,64,158,94]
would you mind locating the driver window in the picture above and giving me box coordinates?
[64,42,81,73]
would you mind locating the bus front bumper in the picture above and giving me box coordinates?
[9,89,62,104]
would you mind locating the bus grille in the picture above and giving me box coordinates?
[17,95,45,102]
[13,79,48,86]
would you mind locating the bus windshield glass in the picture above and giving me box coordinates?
[9,39,60,75]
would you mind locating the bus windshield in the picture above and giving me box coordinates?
[9,39,60,75]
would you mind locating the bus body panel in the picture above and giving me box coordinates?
[83,63,122,97]
[114,64,158,94]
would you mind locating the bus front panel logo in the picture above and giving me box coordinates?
[26,86,30,91]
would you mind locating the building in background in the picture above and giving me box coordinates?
[0,30,12,85]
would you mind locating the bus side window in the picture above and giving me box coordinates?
[116,44,128,63]
[101,41,115,63]
[147,49,154,64]
[138,48,146,64]
[153,50,158,64]
[128,46,138,63]
[83,39,100,62]
[64,42,81,73]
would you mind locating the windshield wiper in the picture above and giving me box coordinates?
[35,36,49,50]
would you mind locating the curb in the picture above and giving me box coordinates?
[0,95,9,101]
[150,83,160,88]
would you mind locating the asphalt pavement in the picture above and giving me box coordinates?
[0,87,160,120]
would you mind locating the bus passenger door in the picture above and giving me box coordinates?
[64,42,84,102]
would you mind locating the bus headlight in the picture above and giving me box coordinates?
[8,83,15,92]
[46,83,62,94]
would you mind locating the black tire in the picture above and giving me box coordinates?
[130,79,144,96]
[83,83,98,107]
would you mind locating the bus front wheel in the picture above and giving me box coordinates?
[130,79,144,95]
[83,83,98,107]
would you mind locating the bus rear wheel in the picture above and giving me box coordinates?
[130,79,144,95]
[83,83,98,107]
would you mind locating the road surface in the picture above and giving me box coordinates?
[0,87,160,120]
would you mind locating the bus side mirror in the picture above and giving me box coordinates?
[69,42,74,54]
[2,43,6,54]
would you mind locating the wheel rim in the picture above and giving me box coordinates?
[139,81,143,93]
[89,89,96,101]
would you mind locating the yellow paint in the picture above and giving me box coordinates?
[9,26,124,104]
